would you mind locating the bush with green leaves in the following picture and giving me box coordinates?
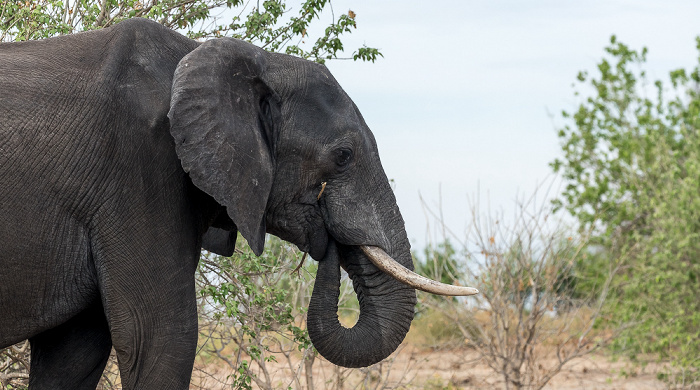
[194,237,316,389]
[552,35,700,385]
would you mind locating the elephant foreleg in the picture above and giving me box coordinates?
[100,274,198,389]
[93,239,200,389]
[28,302,112,390]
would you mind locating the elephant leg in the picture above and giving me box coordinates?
[28,302,112,390]
[99,263,198,389]
[93,237,200,389]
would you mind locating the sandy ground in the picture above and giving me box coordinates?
[191,346,670,389]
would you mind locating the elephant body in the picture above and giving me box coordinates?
[0,19,416,388]
[1,21,207,388]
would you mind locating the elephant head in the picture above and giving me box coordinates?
[168,38,476,368]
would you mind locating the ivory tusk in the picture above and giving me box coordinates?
[360,245,479,296]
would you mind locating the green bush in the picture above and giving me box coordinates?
[552,35,700,385]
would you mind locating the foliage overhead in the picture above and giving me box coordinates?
[552,35,700,384]
[0,0,382,63]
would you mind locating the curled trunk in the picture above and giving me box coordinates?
[307,238,416,368]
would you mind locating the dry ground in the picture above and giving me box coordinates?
[191,346,669,389]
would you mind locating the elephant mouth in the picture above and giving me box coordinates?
[306,228,329,261]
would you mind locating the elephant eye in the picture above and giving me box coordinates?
[334,148,353,171]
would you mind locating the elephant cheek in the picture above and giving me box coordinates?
[265,204,327,259]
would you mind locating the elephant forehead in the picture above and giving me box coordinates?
[267,58,351,110]
[280,111,361,156]
[282,86,360,137]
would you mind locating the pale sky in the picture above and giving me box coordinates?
[307,1,700,250]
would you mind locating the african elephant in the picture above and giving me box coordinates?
[0,18,476,389]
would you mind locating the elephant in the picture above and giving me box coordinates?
[0,18,476,389]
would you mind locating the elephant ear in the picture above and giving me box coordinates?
[168,38,274,256]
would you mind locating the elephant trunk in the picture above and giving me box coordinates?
[307,236,416,368]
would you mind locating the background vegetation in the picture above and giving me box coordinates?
[2,1,700,389]
[552,35,700,387]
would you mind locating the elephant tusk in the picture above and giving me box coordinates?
[317,182,327,200]
[360,245,479,296]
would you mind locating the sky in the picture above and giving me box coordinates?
[297,0,700,251]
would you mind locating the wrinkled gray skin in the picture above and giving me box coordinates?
[0,18,416,388]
